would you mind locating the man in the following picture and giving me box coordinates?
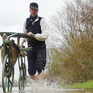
[21,2,48,83]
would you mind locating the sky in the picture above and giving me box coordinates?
[0,0,65,32]
[0,0,66,81]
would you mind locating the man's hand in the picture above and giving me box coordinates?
[27,32,33,36]
[27,32,35,38]
[2,34,7,40]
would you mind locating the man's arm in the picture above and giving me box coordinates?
[34,18,48,41]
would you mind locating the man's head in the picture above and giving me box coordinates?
[29,2,39,17]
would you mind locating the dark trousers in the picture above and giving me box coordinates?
[27,45,46,75]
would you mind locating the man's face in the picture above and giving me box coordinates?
[29,8,38,17]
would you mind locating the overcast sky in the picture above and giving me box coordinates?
[0,0,66,32]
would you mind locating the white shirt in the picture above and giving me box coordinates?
[22,17,48,42]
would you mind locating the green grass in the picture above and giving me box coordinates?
[62,80,93,89]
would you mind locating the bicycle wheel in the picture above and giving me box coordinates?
[2,54,14,93]
[18,56,26,90]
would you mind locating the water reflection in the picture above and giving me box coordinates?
[12,88,93,93]
[0,87,93,93]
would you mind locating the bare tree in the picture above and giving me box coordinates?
[47,0,93,83]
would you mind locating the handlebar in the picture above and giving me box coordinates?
[0,32,30,38]
[0,32,32,51]
[0,32,31,45]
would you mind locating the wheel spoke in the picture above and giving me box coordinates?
[4,77,8,89]
[8,77,12,92]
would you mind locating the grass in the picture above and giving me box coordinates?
[62,80,93,89]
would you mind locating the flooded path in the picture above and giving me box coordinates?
[0,87,93,93]
[0,79,93,93]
